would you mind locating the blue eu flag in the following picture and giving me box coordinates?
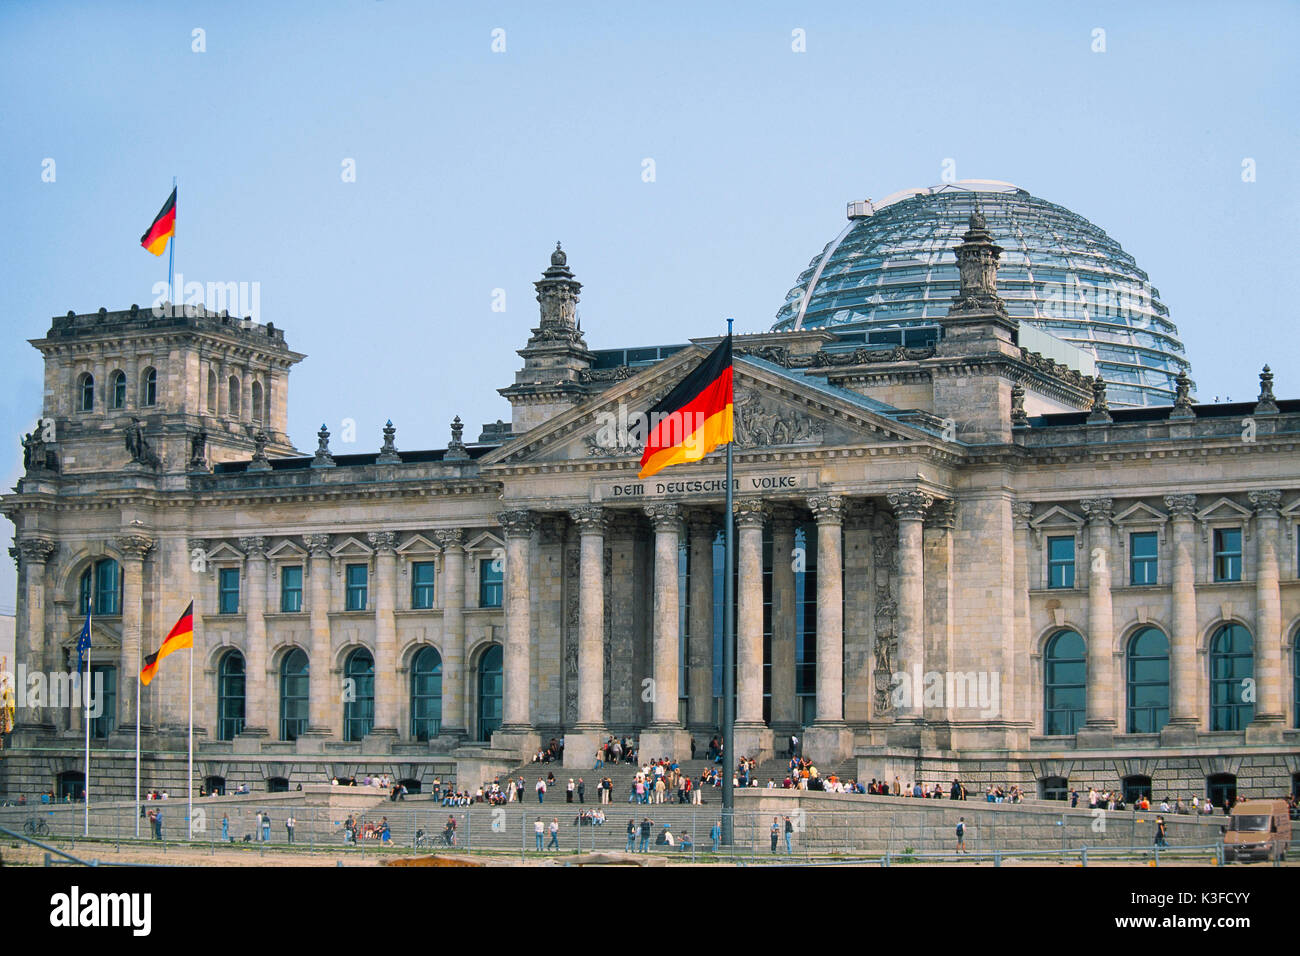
[75,615,92,673]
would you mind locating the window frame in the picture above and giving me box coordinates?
[343,648,375,741]
[1044,629,1086,736]
[410,560,436,610]
[110,370,127,410]
[1209,623,1254,731]
[1046,534,1076,590]
[141,366,158,407]
[1212,526,1243,583]
[478,557,503,608]
[77,372,95,413]
[1128,530,1159,587]
[279,564,303,614]
[217,566,241,615]
[410,645,443,741]
[1125,626,1170,734]
[279,648,309,741]
[344,563,369,612]
[217,650,246,741]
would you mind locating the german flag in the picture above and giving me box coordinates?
[139,187,176,256]
[141,601,193,685]
[638,335,733,480]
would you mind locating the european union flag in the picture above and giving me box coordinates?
[75,615,92,673]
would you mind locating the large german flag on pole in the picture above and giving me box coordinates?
[140,601,193,685]
[139,187,177,256]
[638,335,734,480]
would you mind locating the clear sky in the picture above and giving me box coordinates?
[1,0,1297,609]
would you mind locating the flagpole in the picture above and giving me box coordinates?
[168,177,176,310]
[135,655,141,838]
[722,318,735,847]
[83,622,91,839]
[187,596,194,841]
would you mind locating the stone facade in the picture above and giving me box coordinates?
[2,222,1298,805]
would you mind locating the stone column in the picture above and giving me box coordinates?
[1079,497,1116,743]
[563,506,610,766]
[303,533,334,740]
[367,531,399,743]
[887,491,932,729]
[686,512,716,733]
[1247,490,1284,739]
[496,510,540,754]
[434,529,467,739]
[805,494,852,763]
[732,498,773,760]
[768,507,797,735]
[16,537,56,730]
[639,503,690,760]
[1162,494,1200,741]
[238,536,270,737]
[1011,502,1035,730]
[116,534,155,732]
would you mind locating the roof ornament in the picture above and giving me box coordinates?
[948,206,1007,316]
[1254,364,1278,415]
[311,423,336,468]
[376,419,401,464]
[248,430,272,472]
[551,241,566,268]
[1086,377,1113,424]
[1169,369,1195,421]
[445,415,470,461]
[1010,382,1029,428]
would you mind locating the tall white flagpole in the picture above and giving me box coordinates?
[187,597,194,840]
[83,631,91,838]
[135,650,141,838]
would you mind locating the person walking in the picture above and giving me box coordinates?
[784,815,793,854]
[286,814,295,844]
[536,778,546,803]
[955,817,967,855]
[1070,788,1079,809]
[547,817,560,851]
[1154,815,1168,848]
[770,816,780,854]
[534,818,545,851]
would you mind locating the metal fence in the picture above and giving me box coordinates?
[0,800,1261,865]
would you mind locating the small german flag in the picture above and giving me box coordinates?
[141,600,193,685]
[139,186,177,257]
[638,335,734,480]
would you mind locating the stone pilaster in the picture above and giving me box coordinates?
[1011,502,1035,730]
[687,512,717,733]
[1078,497,1116,745]
[495,510,539,754]
[1247,490,1284,740]
[1162,494,1200,742]
[768,507,797,735]
[367,531,399,743]
[116,533,155,732]
[237,536,269,737]
[887,491,932,731]
[434,528,467,738]
[732,497,772,761]
[15,536,56,730]
[568,506,609,736]
[302,533,333,740]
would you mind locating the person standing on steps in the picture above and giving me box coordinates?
[286,814,295,844]
[784,815,793,854]
[566,778,575,803]
[548,817,560,851]
[771,816,780,853]
[536,778,546,803]
[955,817,967,855]
[534,818,545,851]
[577,777,585,804]
[1154,815,1168,848]
[639,816,652,852]
[626,818,636,851]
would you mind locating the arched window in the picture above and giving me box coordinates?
[1044,630,1086,735]
[267,776,290,793]
[228,376,241,418]
[217,650,246,741]
[78,558,122,616]
[343,648,375,741]
[397,777,422,795]
[279,648,309,741]
[410,646,443,741]
[1126,626,1170,733]
[207,369,217,413]
[77,372,95,412]
[1122,774,1153,803]
[1040,776,1069,800]
[203,775,227,796]
[57,770,86,802]
[250,380,263,423]
[110,370,127,410]
[1210,624,1254,731]
[140,367,157,407]
[477,644,503,741]
[1206,772,1237,809]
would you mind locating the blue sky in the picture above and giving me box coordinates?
[1,0,1297,610]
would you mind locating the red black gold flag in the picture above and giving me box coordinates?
[139,187,177,256]
[637,335,734,480]
[140,601,193,685]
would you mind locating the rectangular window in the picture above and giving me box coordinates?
[94,560,120,616]
[479,558,503,608]
[411,561,436,609]
[218,567,240,614]
[345,563,368,611]
[1213,528,1242,582]
[1047,535,1075,589]
[1129,531,1158,586]
[280,565,303,613]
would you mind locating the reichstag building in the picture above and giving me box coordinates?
[3,180,1297,805]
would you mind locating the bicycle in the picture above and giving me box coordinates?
[24,817,50,837]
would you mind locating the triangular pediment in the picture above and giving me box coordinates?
[479,346,935,470]
[1196,497,1251,523]
[1113,502,1167,526]
[329,535,373,558]
[1031,505,1084,529]
[205,541,244,561]
[266,538,307,559]
[396,533,439,555]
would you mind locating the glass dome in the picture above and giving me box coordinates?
[773,181,1191,407]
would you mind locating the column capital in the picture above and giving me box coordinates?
[886,490,933,521]
[433,528,466,551]
[1079,497,1114,525]
[498,509,539,539]
[924,497,958,530]
[1163,494,1197,519]
[807,494,844,525]
[1011,501,1035,527]
[367,530,398,553]
[115,533,155,561]
[644,502,683,532]
[569,504,608,535]
[187,537,208,556]
[1248,489,1282,518]
[17,535,56,565]
[732,497,767,529]
[239,535,268,559]
[304,533,331,555]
